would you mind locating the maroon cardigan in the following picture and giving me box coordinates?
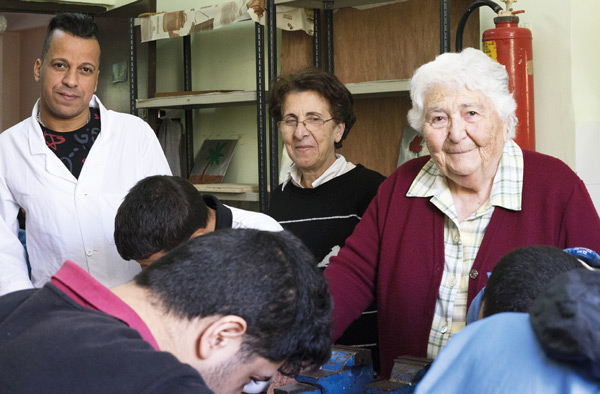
[325,149,600,378]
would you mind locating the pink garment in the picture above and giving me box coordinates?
[51,260,160,350]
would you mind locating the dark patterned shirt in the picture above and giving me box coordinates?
[41,107,101,179]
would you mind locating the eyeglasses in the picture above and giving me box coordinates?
[278,117,334,132]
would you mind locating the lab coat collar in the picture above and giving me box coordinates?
[27,95,105,183]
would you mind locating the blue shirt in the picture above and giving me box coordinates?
[415,313,600,394]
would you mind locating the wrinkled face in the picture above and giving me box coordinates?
[201,351,282,394]
[422,85,508,189]
[280,91,344,179]
[34,30,100,124]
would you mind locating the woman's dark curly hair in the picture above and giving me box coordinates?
[269,67,356,149]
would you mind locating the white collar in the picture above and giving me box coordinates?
[281,154,356,190]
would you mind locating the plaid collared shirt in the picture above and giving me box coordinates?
[406,139,524,358]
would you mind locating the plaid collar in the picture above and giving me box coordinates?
[407,139,523,213]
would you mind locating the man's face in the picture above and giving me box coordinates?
[201,350,282,394]
[34,29,100,125]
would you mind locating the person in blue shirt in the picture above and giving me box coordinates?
[416,249,600,394]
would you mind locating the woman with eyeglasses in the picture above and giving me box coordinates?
[267,67,385,372]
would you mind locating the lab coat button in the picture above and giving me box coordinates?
[86,249,93,256]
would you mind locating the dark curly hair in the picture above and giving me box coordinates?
[269,67,356,149]
[134,228,333,377]
[114,175,209,261]
[482,245,583,318]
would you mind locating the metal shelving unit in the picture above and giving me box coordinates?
[130,17,270,211]
[130,0,450,210]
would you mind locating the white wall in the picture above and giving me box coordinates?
[481,0,600,212]
[572,2,600,213]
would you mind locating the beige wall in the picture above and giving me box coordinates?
[1,32,22,131]
[481,0,600,212]
[0,27,44,132]
[18,27,46,122]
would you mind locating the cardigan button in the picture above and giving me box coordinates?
[469,269,479,279]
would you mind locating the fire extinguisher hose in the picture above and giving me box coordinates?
[456,0,503,52]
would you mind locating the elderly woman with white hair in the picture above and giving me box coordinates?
[323,48,600,379]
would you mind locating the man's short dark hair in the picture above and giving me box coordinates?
[41,13,98,61]
[269,67,356,149]
[134,228,333,376]
[482,245,583,318]
[114,175,209,261]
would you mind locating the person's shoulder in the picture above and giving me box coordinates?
[104,109,149,126]
[229,206,283,231]
[522,149,576,179]
[521,149,586,199]
[352,164,386,184]
[379,155,430,191]
[0,118,31,142]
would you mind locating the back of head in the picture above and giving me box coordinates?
[530,268,600,380]
[134,228,332,376]
[114,175,209,261]
[42,13,98,61]
[482,245,583,318]
[407,48,517,138]
[269,67,356,148]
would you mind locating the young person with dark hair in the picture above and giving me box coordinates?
[0,13,171,295]
[0,229,332,394]
[480,245,584,318]
[415,266,600,394]
[114,175,281,269]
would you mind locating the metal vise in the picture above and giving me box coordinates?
[364,355,432,394]
[274,345,374,394]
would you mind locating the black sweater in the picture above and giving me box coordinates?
[268,164,385,265]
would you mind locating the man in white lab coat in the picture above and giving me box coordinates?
[0,13,171,295]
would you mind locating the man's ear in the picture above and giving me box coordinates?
[34,59,42,82]
[197,315,247,360]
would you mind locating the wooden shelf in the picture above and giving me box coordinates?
[136,80,408,110]
[347,79,410,98]
[193,183,260,202]
[136,90,257,109]
[275,0,403,9]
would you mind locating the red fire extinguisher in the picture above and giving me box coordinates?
[482,1,535,151]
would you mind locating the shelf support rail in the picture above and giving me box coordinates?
[256,20,269,213]
[267,0,279,196]
[183,35,194,178]
[323,0,334,73]
[312,7,321,68]
[440,0,451,53]
[128,17,138,116]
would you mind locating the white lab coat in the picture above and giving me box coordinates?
[0,96,171,295]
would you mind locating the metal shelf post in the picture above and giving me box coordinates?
[267,0,280,195]
[256,22,268,213]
